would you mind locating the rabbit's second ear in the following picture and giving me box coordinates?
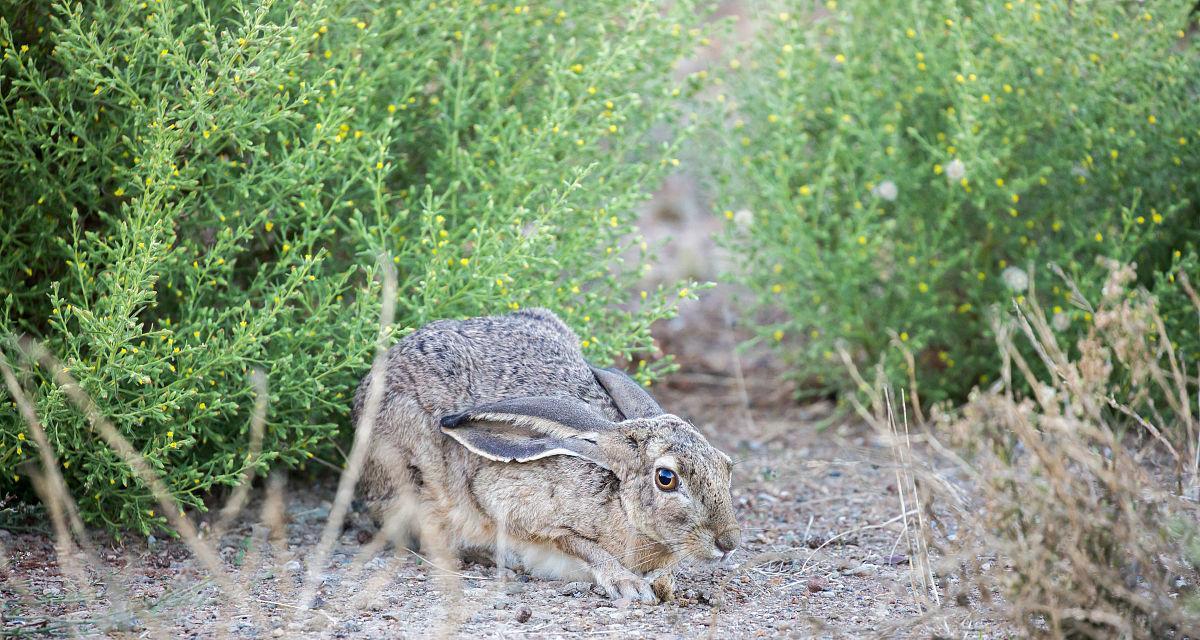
[589,364,664,420]
[442,426,611,470]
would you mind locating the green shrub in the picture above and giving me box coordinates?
[719,1,1199,404]
[0,0,701,534]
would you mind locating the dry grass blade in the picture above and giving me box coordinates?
[292,258,398,620]
[211,368,269,541]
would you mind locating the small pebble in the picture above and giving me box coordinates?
[845,563,878,577]
[557,581,590,596]
[514,605,532,623]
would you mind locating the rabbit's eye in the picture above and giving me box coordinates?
[654,468,679,491]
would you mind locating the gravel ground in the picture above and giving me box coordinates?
[0,303,1006,638]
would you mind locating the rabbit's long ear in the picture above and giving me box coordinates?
[440,427,611,470]
[439,396,615,440]
[440,396,615,468]
[589,364,664,420]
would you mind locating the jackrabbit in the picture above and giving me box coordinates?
[351,308,739,602]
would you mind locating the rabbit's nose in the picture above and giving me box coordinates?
[715,529,740,553]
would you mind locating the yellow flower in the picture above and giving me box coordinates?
[917,282,929,293]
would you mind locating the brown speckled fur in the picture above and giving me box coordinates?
[351,308,739,603]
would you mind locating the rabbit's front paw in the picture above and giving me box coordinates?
[595,567,658,604]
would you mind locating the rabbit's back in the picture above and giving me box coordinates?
[374,308,620,419]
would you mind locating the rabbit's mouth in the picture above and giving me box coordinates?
[701,545,736,565]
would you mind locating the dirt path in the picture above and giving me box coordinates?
[1,320,1001,638]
